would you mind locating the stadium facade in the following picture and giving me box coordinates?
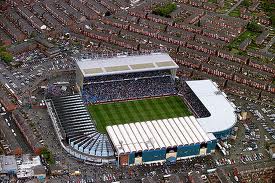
[46,53,237,166]
[107,116,217,166]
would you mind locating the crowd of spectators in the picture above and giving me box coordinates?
[82,71,176,103]
[177,80,211,118]
[83,70,171,84]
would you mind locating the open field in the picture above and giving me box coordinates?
[88,96,192,133]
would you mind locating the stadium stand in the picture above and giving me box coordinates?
[75,53,179,103]
[186,80,237,139]
[107,117,217,166]
[82,70,177,103]
[177,79,211,118]
[46,94,115,163]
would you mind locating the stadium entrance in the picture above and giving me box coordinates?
[199,143,208,155]
[166,147,177,165]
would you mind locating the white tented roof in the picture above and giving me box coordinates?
[106,117,214,155]
[76,53,179,77]
[186,80,237,133]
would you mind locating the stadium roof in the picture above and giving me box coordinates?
[186,80,237,133]
[48,94,114,157]
[106,116,215,155]
[76,53,179,77]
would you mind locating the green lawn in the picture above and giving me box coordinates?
[229,9,240,17]
[216,0,235,13]
[88,96,192,133]
[227,30,261,55]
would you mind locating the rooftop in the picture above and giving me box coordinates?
[107,116,215,155]
[0,155,17,173]
[76,53,179,77]
[186,80,237,133]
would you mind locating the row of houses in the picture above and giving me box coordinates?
[239,38,252,51]
[201,14,246,33]
[17,6,47,31]
[255,31,269,45]
[109,35,140,50]
[131,7,243,43]
[85,0,108,16]
[248,59,275,74]
[201,62,234,80]
[194,34,226,48]
[139,18,167,31]
[13,112,43,153]
[181,47,210,62]
[247,49,275,61]
[31,2,46,18]
[225,80,262,100]
[147,13,174,26]
[200,14,247,40]
[74,10,275,91]
[69,0,98,20]
[100,0,120,13]
[201,64,274,92]
[242,64,273,81]
[7,10,37,36]
[217,50,249,64]
[80,16,275,80]
[43,1,73,26]
[208,56,242,73]
[186,40,217,55]
[233,74,268,90]
[166,26,195,40]
[174,22,202,34]
[2,1,273,96]
[0,28,12,45]
[56,0,85,23]
[93,3,243,47]
[173,55,202,70]
[7,41,38,55]
[172,52,274,93]
[0,15,26,42]
[42,12,64,31]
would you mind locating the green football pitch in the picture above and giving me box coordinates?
[87,96,192,133]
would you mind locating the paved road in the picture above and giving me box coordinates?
[0,108,32,153]
[4,112,32,153]
[225,0,244,15]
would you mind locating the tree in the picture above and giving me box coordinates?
[247,22,262,33]
[152,2,177,17]
[34,147,43,155]
[40,148,55,165]
[14,147,23,156]
[241,0,250,7]
[270,13,275,28]
[261,0,275,28]
[0,46,6,52]
[0,51,13,63]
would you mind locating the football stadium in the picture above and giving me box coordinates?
[46,53,237,166]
